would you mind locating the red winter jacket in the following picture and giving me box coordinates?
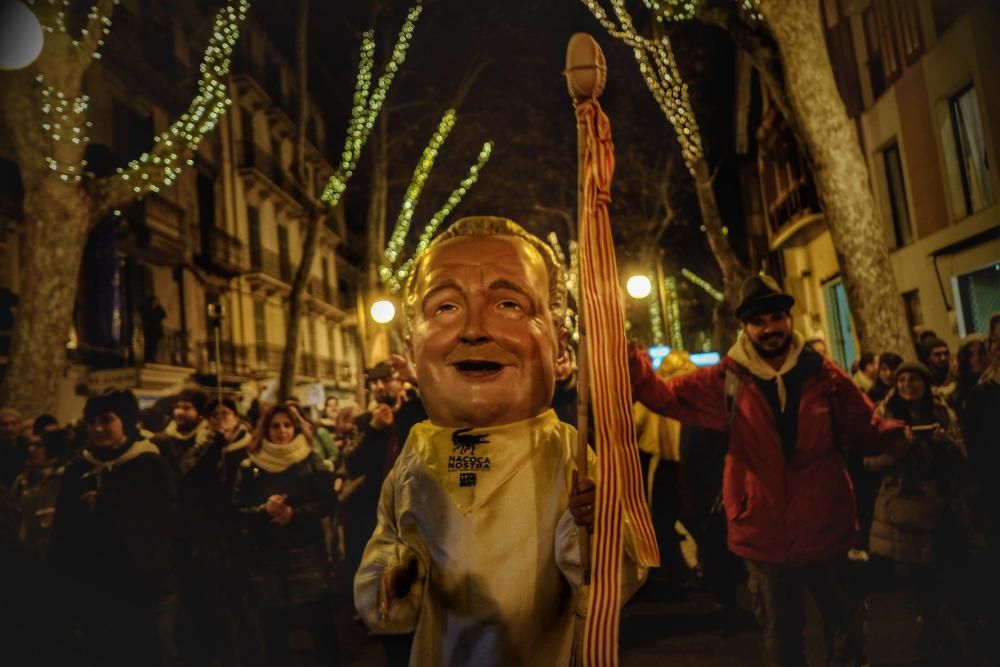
[630,351,901,565]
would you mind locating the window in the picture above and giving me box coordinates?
[948,85,993,217]
[862,1,923,102]
[883,142,914,247]
[254,300,267,352]
[277,225,291,283]
[902,289,923,335]
[246,205,261,268]
[956,263,1000,337]
[823,279,856,371]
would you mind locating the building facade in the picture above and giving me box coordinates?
[752,0,999,369]
[0,0,363,421]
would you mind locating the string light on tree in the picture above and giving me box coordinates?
[321,4,423,205]
[642,0,761,23]
[381,109,458,281]
[648,292,666,345]
[581,0,703,172]
[387,140,494,292]
[664,275,684,350]
[111,0,250,198]
[681,267,724,302]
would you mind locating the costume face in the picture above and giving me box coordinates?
[268,411,295,445]
[173,400,201,430]
[410,234,561,428]
[744,311,793,359]
[88,412,128,449]
[897,371,927,402]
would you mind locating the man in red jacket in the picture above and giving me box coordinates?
[630,274,901,667]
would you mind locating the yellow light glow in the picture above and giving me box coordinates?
[626,275,652,299]
[370,300,396,324]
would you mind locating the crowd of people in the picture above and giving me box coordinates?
[0,356,423,667]
[0,293,996,666]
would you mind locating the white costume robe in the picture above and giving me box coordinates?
[354,409,645,666]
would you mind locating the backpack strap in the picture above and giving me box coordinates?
[724,366,744,428]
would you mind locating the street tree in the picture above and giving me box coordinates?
[582,0,752,350]
[0,0,250,414]
[645,0,914,358]
[276,2,423,400]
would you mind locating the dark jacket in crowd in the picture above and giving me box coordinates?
[232,453,337,607]
[0,435,29,488]
[340,390,426,570]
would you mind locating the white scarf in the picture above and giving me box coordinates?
[727,330,805,413]
[161,419,204,441]
[248,433,312,473]
[81,439,160,478]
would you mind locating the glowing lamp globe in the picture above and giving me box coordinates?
[370,300,396,324]
[0,1,44,71]
[626,275,652,299]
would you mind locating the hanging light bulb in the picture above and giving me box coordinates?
[0,0,44,70]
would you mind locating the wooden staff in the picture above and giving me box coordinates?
[564,32,607,588]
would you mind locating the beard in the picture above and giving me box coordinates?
[752,333,792,359]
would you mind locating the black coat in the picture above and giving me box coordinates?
[51,444,178,602]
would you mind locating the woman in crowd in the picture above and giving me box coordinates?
[867,352,903,404]
[232,403,338,666]
[866,362,968,657]
[51,390,178,666]
[12,428,68,559]
[950,335,989,419]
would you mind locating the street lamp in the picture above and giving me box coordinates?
[370,299,396,324]
[0,1,44,71]
[626,274,652,299]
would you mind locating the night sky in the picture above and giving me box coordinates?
[264,0,749,343]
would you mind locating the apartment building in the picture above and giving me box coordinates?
[751,0,999,369]
[0,0,363,419]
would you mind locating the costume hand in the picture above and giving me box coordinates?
[379,556,419,619]
[569,470,596,528]
[371,403,395,430]
[388,353,417,386]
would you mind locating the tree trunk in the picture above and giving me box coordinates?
[692,159,749,351]
[278,0,315,401]
[0,188,91,415]
[759,0,913,358]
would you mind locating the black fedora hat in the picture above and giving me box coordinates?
[735,274,795,321]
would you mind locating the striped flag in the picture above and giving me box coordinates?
[575,98,660,666]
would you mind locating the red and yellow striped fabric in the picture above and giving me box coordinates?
[575,98,660,666]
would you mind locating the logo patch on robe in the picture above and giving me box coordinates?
[459,472,477,487]
[449,428,491,473]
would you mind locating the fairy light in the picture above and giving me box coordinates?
[664,275,684,350]
[681,267,724,302]
[382,109,458,275]
[582,0,704,172]
[109,0,249,197]
[320,4,423,205]
[643,0,761,23]
[386,140,494,292]
[648,291,666,345]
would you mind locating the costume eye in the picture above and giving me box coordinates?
[497,299,522,310]
[434,302,458,314]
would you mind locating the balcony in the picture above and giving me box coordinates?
[198,227,249,276]
[122,192,187,261]
[756,107,825,251]
[237,144,314,215]
[306,277,346,320]
[245,248,291,296]
[198,340,251,377]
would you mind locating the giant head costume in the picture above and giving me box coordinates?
[403,216,568,428]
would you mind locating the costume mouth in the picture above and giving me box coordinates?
[452,359,506,378]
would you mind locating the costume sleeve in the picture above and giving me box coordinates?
[353,465,427,634]
[553,447,647,604]
[629,347,727,432]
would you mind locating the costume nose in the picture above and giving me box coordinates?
[458,301,490,345]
